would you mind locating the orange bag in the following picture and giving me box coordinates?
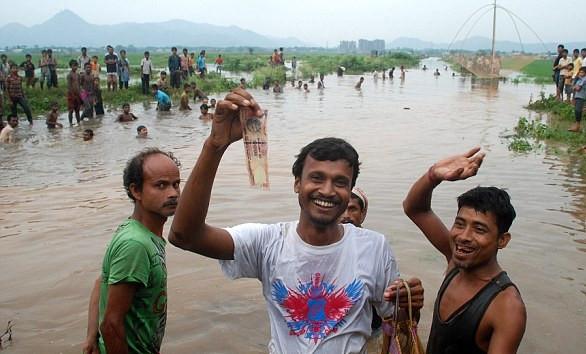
[380,280,425,354]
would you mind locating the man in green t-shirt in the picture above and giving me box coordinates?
[82,148,181,354]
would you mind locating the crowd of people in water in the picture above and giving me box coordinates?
[0,44,433,145]
[552,44,586,136]
[0,45,228,143]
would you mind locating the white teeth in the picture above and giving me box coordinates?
[313,199,334,208]
[456,245,474,254]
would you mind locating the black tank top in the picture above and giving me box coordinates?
[426,268,516,354]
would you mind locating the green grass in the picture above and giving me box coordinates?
[251,66,286,87]
[507,94,586,154]
[298,53,420,78]
[520,59,553,79]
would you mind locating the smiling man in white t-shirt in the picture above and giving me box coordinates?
[169,88,423,353]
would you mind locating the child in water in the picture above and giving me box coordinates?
[180,83,191,110]
[117,103,138,122]
[199,103,212,120]
[137,125,148,138]
[46,102,63,128]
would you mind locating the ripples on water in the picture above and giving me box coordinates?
[0,58,585,353]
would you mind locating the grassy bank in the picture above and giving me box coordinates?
[499,56,553,84]
[298,53,420,78]
[507,94,586,157]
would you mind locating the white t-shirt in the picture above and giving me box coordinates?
[220,221,399,354]
[140,58,152,75]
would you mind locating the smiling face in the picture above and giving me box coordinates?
[294,156,353,228]
[130,154,181,219]
[449,207,510,270]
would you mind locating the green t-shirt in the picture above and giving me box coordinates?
[98,219,167,354]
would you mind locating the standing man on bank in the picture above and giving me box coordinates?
[82,148,181,354]
[403,148,526,353]
[168,47,181,89]
[169,88,423,353]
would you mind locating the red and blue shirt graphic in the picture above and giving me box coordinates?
[271,273,364,343]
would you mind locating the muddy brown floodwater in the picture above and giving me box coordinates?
[1,58,585,353]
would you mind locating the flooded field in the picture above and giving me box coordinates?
[0,58,584,353]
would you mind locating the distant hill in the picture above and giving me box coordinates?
[388,36,586,53]
[0,10,308,48]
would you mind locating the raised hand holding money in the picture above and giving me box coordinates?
[210,88,264,150]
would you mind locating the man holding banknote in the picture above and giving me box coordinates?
[169,88,423,354]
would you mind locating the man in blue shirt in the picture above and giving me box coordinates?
[168,47,181,89]
[152,84,171,111]
[197,50,207,78]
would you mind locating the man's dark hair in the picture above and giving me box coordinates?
[579,67,586,74]
[145,51,150,55]
[582,48,586,52]
[200,104,208,110]
[171,47,177,51]
[8,114,18,121]
[151,84,159,89]
[573,48,580,54]
[558,44,565,49]
[457,186,516,234]
[81,47,87,51]
[123,148,180,201]
[69,59,77,68]
[137,125,146,132]
[25,54,31,58]
[292,137,360,187]
[84,129,94,136]
[563,49,569,54]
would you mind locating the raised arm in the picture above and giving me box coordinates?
[403,147,485,261]
[169,88,264,260]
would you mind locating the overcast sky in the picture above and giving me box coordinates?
[0,0,580,46]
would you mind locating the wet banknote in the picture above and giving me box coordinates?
[240,108,269,189]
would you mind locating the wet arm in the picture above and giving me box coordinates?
[403,169,452,261]
[100,283,137,354]
[83,277,101,351]
[168,139,235,259]
[487,291,526,354]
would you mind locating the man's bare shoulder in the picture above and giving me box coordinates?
[487,284,526,325]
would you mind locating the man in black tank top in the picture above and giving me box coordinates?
[403,147,526,354]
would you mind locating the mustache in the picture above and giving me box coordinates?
[163,198,178,207]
